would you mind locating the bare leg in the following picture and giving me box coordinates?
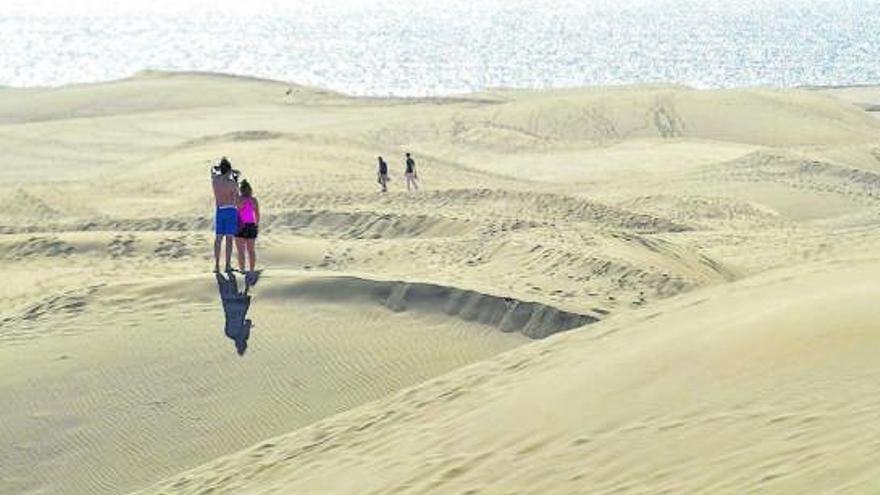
[247,239,256,272]
[224,235,234,271]
[236,237,246,272]
[214,235,222,272]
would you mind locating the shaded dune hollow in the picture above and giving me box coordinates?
[263,275,598,339]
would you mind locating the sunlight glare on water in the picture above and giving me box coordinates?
[2,0,879,95]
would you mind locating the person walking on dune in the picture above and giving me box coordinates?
[212,157,239,273]
[377,156,390,192]
[404,152,419,192]
[235,179,260,275]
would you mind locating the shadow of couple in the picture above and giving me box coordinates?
[215,271,260,356]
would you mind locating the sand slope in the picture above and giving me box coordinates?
[814,85,880,113]
[137,257,880,494]
[2,72,880,494]
[0,271,527,495]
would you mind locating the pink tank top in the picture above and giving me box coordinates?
[239,197,256,224]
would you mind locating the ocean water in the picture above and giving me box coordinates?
[2,0,879,96]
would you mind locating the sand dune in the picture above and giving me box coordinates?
[0,272,525,494]
[453,86,879,145]
[2,72,880,494]
[813,85,880,113]
[0,71,347,125]
[136,257,880,495]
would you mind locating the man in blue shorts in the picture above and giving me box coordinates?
[212,158,240,273]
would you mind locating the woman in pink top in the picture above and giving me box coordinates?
[235,180,260,274]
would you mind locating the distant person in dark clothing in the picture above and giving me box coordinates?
[377,156,390,192]
[404,152,419,192]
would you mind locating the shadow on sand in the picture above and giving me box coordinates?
[216,271,260,355]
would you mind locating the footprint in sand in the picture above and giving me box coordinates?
[154,238,192,259]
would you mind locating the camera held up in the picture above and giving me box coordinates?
[211,156,241,182]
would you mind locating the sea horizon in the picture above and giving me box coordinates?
[4,68,879,98]
[4,0,880,97]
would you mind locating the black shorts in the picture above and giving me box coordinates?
[237,223,258,239]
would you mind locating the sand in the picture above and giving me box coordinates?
[1,72,880,494]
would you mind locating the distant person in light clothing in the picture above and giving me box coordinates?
[404,152,419,192]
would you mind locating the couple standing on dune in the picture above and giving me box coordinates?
[212,157,260,275]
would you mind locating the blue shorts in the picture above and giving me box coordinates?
[215,206,239,235]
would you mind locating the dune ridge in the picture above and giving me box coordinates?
[259,275,599,338]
